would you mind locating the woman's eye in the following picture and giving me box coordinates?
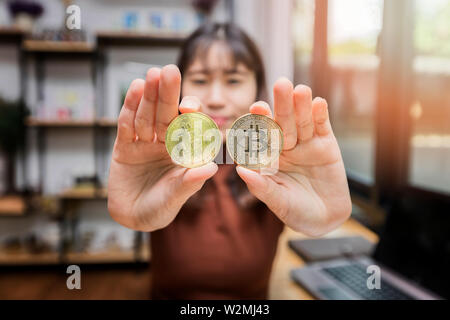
[192,79,207,85]
[227,78,242,85]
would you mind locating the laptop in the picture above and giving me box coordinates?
[288,236,375,262]
[290,192,449,300]
[290,256,439,300]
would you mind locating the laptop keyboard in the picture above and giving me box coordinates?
[322,263,415,300]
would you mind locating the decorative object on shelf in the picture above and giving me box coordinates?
[7,0,44,31]
[60,175,101,198]
[147,9,194,34]
[149,11,164,31]
[1,236,22,253]
[170,11,188,33]
[24,233,52,254]
[123,11,139,30]
[191,0,219,23]
[0,98,29,195]
[35,196,61,217]
[191,0,219,15]
[0,221,60,256]
[31,28,87,42]
[74,175,100,189]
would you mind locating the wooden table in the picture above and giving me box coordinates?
[268,218,379,300]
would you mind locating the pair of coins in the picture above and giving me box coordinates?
[165,112,284,169]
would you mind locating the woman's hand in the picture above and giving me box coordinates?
[107,65,217,232]
[236,78,352,237]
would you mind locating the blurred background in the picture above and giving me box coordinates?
[0,0,448,300]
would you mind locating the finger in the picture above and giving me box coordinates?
[182,162,218,185]
[179,96,202,114]
[155,65,181,142]
[249,100,273,117]
[135,68,160,142]
[117,79,145,143]
[273,78,297,150]
[236,166,286,219]
[177,162,218,198]
[312,97,332,136]
[294,84,314,142]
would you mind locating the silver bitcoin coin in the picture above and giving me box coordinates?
[226,113,283,169]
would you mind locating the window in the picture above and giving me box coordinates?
[293,0,316,86]
[408,0,450,194]
[327,0,384,185]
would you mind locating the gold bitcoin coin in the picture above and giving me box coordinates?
[165,112,221,168]
[226,114,283,170]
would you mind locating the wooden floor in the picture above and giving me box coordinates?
[0,265,152,300]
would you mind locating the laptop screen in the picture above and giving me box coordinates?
[372,191,450,299]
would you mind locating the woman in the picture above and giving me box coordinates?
[107,23,352,299]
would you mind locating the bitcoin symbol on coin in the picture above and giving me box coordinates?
[226,114,283,170]
[165,112,221,168]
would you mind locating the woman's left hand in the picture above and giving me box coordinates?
[236,78,352,237]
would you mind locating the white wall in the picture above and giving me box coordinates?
[234,0,294,103]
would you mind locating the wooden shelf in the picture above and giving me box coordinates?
[0,26,27,43]
[26,117,96,127]
[3,28,184,51]
[96,118,118,127]
[64,249,135,264]
[22,39,94,53]
[0,26,26,35]
[97,30,186,47]
[0,251,59,265]
[26,117,118,128]
[59,187,107,200]
[0,195,26,216]
[0,246,148,265]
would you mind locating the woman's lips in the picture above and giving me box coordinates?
[210,116,230,127]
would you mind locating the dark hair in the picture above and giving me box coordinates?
[177,22,268,212]
[177,22,268,101]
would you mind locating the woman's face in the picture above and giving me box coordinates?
[182,42,258,138]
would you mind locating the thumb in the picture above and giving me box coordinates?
[176,162,218,199]
[236,166,286,219]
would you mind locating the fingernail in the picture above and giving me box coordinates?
[181,97,199,110]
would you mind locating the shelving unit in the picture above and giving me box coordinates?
[26,117,117,128]
[59,187,107,200]
[26,117,96,127]
[0,28,185,266]
[64,240,150,264]
[0,251,60,265]
[97,31,186,47]
[0,27,28,218]
[22,39,95,53]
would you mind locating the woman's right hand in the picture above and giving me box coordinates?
[107,65,218,232]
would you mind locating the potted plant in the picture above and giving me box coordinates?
[8,0,44,31]
[0,98,29,195]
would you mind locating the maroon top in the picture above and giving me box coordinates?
[150,164,285,299]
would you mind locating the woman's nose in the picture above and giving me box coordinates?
[206,83,226,110]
